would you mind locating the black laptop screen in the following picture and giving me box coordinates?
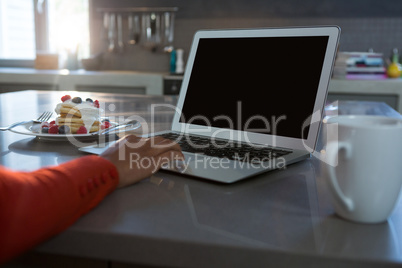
[179,36,329,139]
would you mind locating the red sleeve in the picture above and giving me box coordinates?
[0,155,119,264]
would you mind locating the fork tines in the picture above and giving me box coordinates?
[38,111,53,122]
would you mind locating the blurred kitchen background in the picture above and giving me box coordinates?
[1,0,402,109]
[94,0,402,72]
[2,0,402,72]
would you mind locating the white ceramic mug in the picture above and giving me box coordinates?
[324,115,402,224]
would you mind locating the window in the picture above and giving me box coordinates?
[0,0,89,67]
[0,0,36,60]
[48,0,89,60]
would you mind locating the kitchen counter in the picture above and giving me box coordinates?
[2,68,402,110]
[0,68,165,95]
[328,78,402,112]
[2,90,402,267]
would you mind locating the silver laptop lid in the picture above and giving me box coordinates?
[171,26,340,152]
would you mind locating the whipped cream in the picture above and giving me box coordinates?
[55,100,103,132]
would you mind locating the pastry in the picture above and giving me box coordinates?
[54,95,102,134]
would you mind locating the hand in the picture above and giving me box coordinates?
[100,135,184,188]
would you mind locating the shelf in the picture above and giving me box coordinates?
[97,7,178,13]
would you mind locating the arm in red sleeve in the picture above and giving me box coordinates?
[0,155,119,264]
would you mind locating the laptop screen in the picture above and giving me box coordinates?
[179,36,329,140]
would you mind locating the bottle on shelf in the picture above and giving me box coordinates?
[387,48,402,78]
[170,50,176,73]
[175,49,184,74]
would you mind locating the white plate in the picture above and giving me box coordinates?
[9,121,141,141]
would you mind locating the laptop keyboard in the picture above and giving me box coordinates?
[158,132,291,163]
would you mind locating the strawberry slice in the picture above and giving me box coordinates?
[61,95,71,102]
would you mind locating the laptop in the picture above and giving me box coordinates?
[82,26,340,183]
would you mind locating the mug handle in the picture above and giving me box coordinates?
[326,141,354,211]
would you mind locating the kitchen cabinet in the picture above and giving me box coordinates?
[163,74,183,95]
[0,83,58,93]
[159,76,402,113]
[2,68,402,113]
[328,78,402,112]
[0,68,164,95]
[327,93,398,110]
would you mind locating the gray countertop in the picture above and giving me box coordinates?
[2,91,402,267]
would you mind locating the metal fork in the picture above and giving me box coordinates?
[0,111,53,131]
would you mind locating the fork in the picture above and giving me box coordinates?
[0,111,53,131]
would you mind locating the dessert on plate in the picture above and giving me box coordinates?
[38,95,110,135]
[55,95,101,134]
